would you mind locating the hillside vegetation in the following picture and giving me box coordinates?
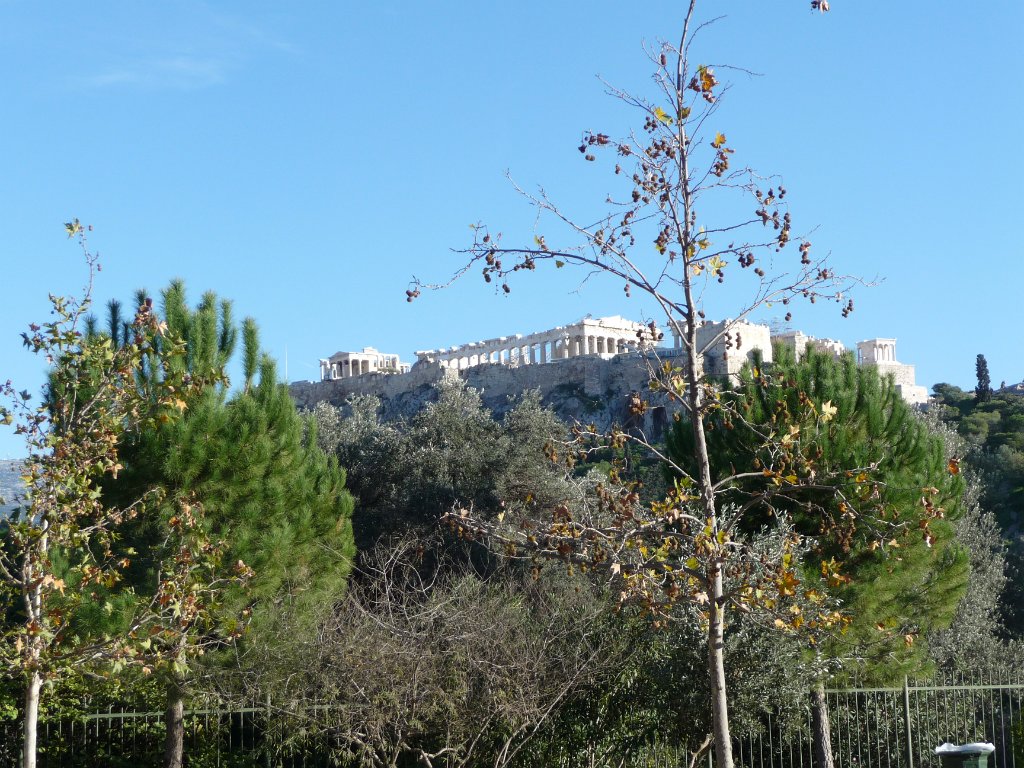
[933,384,1024,531]
[932,383,1024,633]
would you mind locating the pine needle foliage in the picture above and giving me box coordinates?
[101,282,354,666]
[667,345,968,683]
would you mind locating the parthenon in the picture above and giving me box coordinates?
[413,315,652,370]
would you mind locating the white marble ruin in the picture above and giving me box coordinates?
[856,338,929,405]
[413,315,653,371]
[773,330,847,361]
[320,347,411,381]
[666,318,775,377]
[317,318,930,405]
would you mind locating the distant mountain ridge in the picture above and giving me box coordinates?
[0,459,23,516]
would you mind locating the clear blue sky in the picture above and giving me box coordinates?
[1,1,1021,457]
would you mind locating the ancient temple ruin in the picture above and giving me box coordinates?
[666,318,774,377]
[773,330,847,361]
[856,338,928,405]
[413,315,652,370]
[313,316,930,406]
[319,347,411,381]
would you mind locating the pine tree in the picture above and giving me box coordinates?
[976,354,993,402]
[669,346,967,673]
[667,345,968,768]
[2,231,248,768]
[100,283,355,768]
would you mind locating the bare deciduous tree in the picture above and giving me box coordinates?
[404,5,948,767]
[251,538,630,768]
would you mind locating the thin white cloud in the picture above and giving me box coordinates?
[72,4,293,91]
[80,55,229,90]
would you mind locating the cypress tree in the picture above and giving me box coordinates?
[976,354,993,402]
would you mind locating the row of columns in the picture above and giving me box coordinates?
[439,334,629,371]
[322,355,408,380]
[857,340,897,364]
[327,359,374,378]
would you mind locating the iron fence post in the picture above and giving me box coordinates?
[265,693,272,768]
[905,676,915,768]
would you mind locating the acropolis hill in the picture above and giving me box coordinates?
[290,316,928,438]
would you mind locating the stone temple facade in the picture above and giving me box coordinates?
[856,338,929,405]
[320,347,411,381]
[773,330,847,361]
[413,315,652,370]
[665,318,775,377]
[313,316,928,405]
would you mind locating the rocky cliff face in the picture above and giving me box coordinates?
[289,354,675,437]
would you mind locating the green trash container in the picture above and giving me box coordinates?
[935,742,996,768]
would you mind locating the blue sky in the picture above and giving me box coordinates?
[0,1,1021,457]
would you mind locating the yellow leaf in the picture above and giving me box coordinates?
[653,106,674,125]
[699,66,718,93]
[820,400,837,422]
[712,132,726,148]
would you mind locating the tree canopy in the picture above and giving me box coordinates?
[97,282,355,767]
[667,345,968,682]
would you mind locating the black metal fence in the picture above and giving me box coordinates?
[732,676,1024,768]
[0,702,334,768]
[2,677,1022,768]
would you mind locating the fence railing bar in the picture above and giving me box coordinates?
[10,677,1024,768]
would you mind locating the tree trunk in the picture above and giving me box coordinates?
[22,670,42,768]
[811,680,835,768]
[708,567,734,768]
[163,680,185,768]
